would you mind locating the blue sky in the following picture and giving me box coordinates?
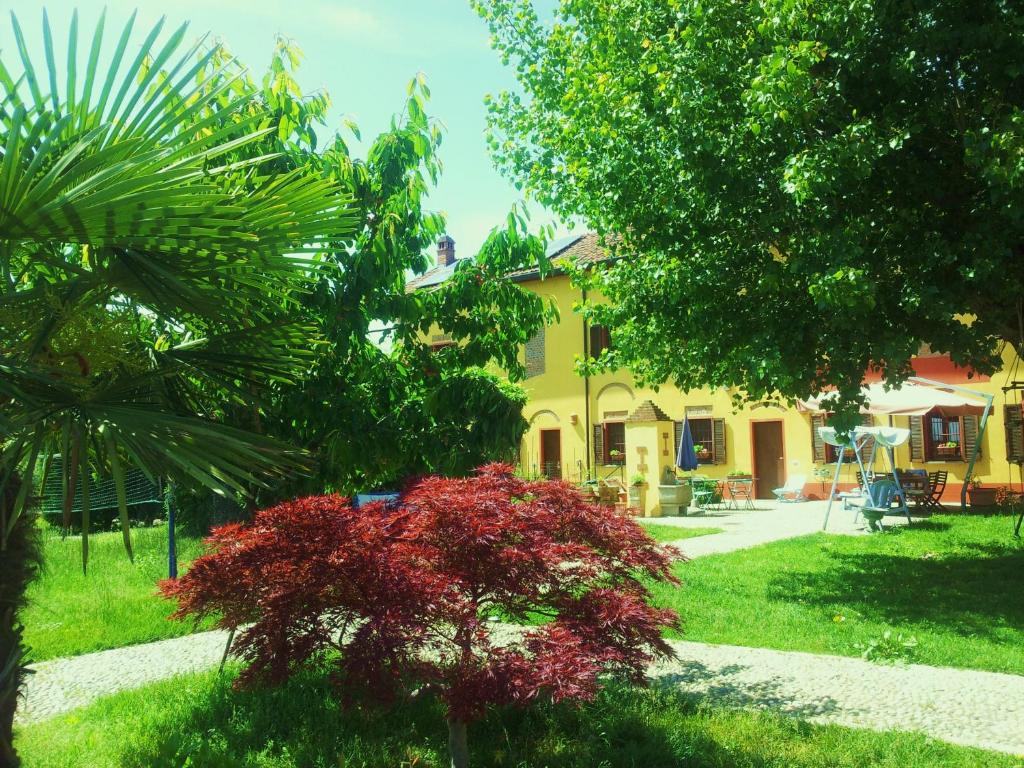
[1,0,578,258]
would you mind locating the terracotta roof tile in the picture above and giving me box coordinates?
[626,400,672,423]
[506,232,613,280]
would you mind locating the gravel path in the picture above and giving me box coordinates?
[18,630,233,723]
[641,498,915,556]
[655,639,1024,756]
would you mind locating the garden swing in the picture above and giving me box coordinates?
[820,425,912,531]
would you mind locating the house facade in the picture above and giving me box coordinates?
[414,234,1024,514]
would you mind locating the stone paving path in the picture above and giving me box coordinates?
[22,500,1021,757]
[18,629,233,724]
[640,498,895,557]
[653,639,1024,756]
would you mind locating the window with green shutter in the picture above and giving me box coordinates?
[1005,404,1024,463]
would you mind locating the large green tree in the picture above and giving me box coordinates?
[474,0,1024,418]
[171,38,556,502]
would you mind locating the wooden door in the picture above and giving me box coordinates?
[752,421,785,499]
[540,429,562,479]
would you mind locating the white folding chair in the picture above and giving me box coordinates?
[773,474,807,502]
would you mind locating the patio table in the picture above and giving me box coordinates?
[726,477,755,510]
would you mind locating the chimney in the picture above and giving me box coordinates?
[437,235,456,267]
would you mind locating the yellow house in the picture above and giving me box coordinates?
[412,234,1024,514]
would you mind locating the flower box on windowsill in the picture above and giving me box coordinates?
[933,445,962,460]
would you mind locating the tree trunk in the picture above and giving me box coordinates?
[447,716,469,768]
[0,479,42,768]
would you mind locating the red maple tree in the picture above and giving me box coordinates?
[162,464,682,767]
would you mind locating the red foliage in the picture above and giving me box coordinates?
[162,464,682,725]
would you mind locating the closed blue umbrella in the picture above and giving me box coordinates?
[676,417,699,472]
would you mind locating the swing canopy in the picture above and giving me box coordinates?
[818,425,910,449]
[799,381,984,416]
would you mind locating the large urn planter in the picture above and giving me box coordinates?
[658,484,692,516]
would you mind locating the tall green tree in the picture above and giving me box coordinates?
[474,0,1024,419]
[0,11,356,762]
[182,39,557,501]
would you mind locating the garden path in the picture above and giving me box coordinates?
[640,497,906,556]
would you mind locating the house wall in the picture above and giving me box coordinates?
[509,274,1023,508]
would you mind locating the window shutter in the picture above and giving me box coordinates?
[962,414,980,460]
[1005,404,1024,463]
[593,424,605,465]
[673,420,683,457]
[859,414,876,458]
[909,416,925,462]
[524,328,545,378]
[810,414,826,463]
[712,418,727,464]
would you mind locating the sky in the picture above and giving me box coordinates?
[0,0,578,259]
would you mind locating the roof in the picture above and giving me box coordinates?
[405,232,613,292]
[507,232,613,281]
[626,399,673,423]
[404,258,469,292]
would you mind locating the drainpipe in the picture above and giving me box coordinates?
[582,285,592,480]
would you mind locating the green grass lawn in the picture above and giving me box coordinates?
[653,515,1024,673]
[24,524,207,662]
[639,523,723,543]
[16,665,1018,768]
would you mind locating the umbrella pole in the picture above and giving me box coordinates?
[823,451,844,531]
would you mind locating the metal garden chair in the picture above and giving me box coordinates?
[860,479,901,532]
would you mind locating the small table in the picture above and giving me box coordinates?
[896,470,930,511]
[725,477,755,510]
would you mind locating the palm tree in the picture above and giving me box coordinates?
[0,10,356,762]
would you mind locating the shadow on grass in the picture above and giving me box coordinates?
[766,535,1024,641]
[124,670,713,768]
[119,668,845,768]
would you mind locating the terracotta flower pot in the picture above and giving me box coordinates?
[968,487,998,509]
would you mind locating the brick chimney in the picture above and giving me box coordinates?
[437,235,456,267]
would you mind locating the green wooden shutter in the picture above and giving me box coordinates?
[963,414,980,460]
[859,414,876,459]
[909,416,925,462]
[593,424,605,465]
[712,418,727,464]
[1005,404,1024,463]
[811,414,826,463]
[525,328,545,378]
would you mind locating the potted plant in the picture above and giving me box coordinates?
[628,473,647,510]
[607,448,624,465]
[968,476,997,509]
[694,444,710,461]
[935,440,960,458]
